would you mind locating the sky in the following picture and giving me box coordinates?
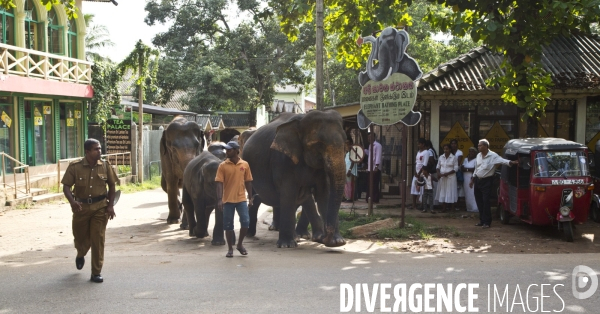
[82,1,170,63]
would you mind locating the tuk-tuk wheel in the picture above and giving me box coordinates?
[562,221,574,242]
[591,202,600,223]
[499,204,510,225]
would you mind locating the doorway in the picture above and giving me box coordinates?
[24,101,55,166]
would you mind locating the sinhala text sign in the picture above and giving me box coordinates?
[359,73,417,125]
[106,119,132,165]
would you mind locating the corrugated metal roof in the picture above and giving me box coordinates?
[417,34,600,92]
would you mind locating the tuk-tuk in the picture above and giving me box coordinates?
[498,138,593,242]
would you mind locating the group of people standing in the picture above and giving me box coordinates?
[411,138,517,228]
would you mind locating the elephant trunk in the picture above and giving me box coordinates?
[322,149,347,247]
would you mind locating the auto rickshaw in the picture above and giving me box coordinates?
[497,138,593,242]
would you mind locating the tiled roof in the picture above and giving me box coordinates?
[210,115,222,128]
[196,115,211,130]
[417,34,600,92]
[161,90,190,111]
[219,112,252,128]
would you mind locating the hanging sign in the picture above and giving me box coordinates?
[67,118,74,127]
[75,110,81,119]
[587,131,600,153]
[440,121,474,156]
[34,116,43,126]
[1,111,11,128]
[356,27,423,129]
[43,106,52,115]
[106,119,132,165]
[485,121,511,153]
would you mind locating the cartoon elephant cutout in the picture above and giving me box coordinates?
[357,27,422,128]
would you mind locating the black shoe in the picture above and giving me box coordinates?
[76,257,85,270]
[482,224,490,229]
[475,223,484,227]
[90,274,103,283]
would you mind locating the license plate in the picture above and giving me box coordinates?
[551,179,584,185]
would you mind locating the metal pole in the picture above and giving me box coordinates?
[57,160,60,190]
[368,125,374,215]
[138,54,144,184]
[315,0,324,110]
[400,124,407,228]
[2,154,5,189]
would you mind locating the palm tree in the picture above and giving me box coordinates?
[84,14,115,62]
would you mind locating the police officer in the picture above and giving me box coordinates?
[62,139,117,283]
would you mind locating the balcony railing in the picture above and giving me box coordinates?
[0,43,92,84]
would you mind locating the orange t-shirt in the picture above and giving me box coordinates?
[215,158,253,203]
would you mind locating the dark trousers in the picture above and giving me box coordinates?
[423,189,434,212]
[474,176,493,225]
[366,170,381,203]
[72,206,108,275]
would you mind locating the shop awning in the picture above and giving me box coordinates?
[121,100,198,116]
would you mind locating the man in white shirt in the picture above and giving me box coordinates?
[469,139,518,228]
[366,133,383,203]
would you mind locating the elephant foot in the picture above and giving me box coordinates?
[211,239,226,246]
[194,227,209,239]
[180,223,188,230]
[166,218,180,224]
[295,227,311,240]
[277,238,298,248]
[322,232,346,247]
[268,222,279,231]
[311,231,325,243]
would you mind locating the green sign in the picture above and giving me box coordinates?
[106,119,132,165]
[359,73,417,125]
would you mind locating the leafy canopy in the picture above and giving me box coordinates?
[1,0,78,19]
[118,40,160,102]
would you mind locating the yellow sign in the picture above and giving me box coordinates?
[43,105,51,115]
[34,107,42,117]
[34,116,43,126]
[67,118,74,127]
[1,111,11,128]
[485,121,511,153]
[440,121,474,157]
[587,131,600,153]
[75,110,81,119]
[538,122,549,137]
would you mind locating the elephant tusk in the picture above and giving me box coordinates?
[383,67,393,81]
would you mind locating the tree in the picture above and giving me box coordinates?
[266,0,600,136]
[84,14,115,62]
[144,0,313,116]
[1,0,78,19]
[90,61,121,128]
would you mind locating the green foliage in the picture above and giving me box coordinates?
[84,13,115,62]
[118,40,159,103]
[119,175,162,194]
[90,61,121,128]
[144,0,313,113]
[1,0,78,19]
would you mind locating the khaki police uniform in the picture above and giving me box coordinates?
[61,158,117,275]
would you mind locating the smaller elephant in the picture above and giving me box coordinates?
[181,151,225,245]
[207,141,227,161]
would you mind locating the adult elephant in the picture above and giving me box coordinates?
[242,111,347,248]
[181,151,226,244]
[160,117,204,224]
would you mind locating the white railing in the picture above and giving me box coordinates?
[0,43,92,84]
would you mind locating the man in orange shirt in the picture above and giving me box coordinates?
[215,141,254,258]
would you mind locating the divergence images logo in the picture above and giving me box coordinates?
[572,265,598,300]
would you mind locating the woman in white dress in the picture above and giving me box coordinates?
[450,139,464,200]
[411,138,430,209]
[436,144,458,212]
[461,147,479,213]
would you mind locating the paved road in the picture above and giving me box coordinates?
[0,189,599,313]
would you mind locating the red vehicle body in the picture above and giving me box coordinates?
[497,138,593,242]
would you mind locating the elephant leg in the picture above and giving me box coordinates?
[277,196,298,248]
[182,187,195,237]
[193,199,209,238]
[269,206,280,231]
[166,177,182,224]
[296,199,324,242]
[211,207,226,245]
[248,194,261,237]
[180,201,188,230]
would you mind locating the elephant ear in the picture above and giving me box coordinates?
[271,118,302,165]
[160,131,169,156]
[395,30,409,63]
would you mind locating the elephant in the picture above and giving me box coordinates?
[242,110,347,248]
[207,141,227,161]
[181,151,226,244]
[160,117,205,224]
[358,27,423,86]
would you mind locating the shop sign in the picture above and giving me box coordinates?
[440,121,474,156]
[34,107,42,117]
[106,119,132,165]
[356,27,423,129]
[43,106,51,115]
[587,131,600,153]
[485,121,510,153]
[1,111,11,128]
[66,118,74,127]
[75,110,81,119]
[34,116,43,126]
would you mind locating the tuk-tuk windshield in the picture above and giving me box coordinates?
[533,151,589,177]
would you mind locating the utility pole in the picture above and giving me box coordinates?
[137,53,144,184]
[316,0,324,110]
